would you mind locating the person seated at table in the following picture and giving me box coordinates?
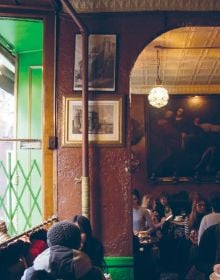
[195,222,220,279]
[183,196,209,279]
[21,221,105,280]
[132,189,154,235]
[141,194,166,233]
[71,215,104,269]
[213,263,220,277]
[156,192,173,219]
[185,195,209,242]
[198,193,220,244]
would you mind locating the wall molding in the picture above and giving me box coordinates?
[70,0,220,13]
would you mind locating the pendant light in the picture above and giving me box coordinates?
[148,48,169,108]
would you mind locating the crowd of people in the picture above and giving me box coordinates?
[0,215,105,280]
[132,189,220,280]
[0,189,220,280]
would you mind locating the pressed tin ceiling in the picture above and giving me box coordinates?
[0,0,220,12]
[0,1,220,95]
[130,26,220,95]
[68,0,220,13]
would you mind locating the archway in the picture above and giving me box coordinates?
[129,26,220,279]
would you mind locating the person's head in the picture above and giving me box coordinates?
[159,192,169,206]
[192,197,208,214]
[209,193,220,213]
[132,189,141,207]
[189,195,209,229]
[176,107,184,117]
[193,117,200,126]
[47,221,81,249]
[72,215,92,244]
[141,194,156,210]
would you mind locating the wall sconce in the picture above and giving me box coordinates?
[125,152,141,173]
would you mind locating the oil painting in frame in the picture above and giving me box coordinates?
[74,34,116,91]
[62,95,124,146]
[147,95,220,182]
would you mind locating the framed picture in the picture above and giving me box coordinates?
[74,34,116,91]
[62,95,124,146]
[147,95,220,182]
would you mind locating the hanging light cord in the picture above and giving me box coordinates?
[156,49,161,85]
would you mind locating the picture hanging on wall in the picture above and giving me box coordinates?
[74,34,116,91]
[62,95,124,147]
[147,94,220,183]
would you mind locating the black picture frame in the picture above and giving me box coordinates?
[74,34,116,91]
[147,95,220,183]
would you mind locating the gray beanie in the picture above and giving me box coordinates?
[47,221,81,249]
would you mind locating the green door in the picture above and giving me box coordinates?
[0,18,43,236]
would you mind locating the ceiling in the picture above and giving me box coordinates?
[0,1,220,95]
[130,26,220,95]
[0,19,43,54]
[1,0,220,12]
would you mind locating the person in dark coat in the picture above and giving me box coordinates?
[196,222,220,279]
[21,221,104,280]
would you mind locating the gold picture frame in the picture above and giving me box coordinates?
[62,95,124,146]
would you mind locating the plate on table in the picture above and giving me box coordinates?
[174,215,184,222]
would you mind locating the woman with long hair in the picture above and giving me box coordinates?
[72,215,104,269]
[184,195,210,279]
[185,196,209,243]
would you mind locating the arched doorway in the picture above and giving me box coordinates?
[130,25,220,194]
[129,26,220,279]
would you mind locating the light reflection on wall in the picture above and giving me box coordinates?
[186,95,208,111]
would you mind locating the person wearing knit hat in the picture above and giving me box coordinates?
[21,221,105,280]
[47,221,81,249]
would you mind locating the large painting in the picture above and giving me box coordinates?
[147,95,220,182]
[74,34,116,91]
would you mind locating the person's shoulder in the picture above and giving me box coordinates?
[73,249,92,279]
[201,222,218,239]
[201,213,212,221]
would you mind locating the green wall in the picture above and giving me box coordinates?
[104,256,134,280]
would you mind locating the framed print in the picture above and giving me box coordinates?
[74,34,116,91]
[62,95,124,146]
[147,95,220,183]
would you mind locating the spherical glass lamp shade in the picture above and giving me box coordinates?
[148,86,169,108]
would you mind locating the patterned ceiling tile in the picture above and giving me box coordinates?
[130,26,220,94]
[70,0,220,12]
